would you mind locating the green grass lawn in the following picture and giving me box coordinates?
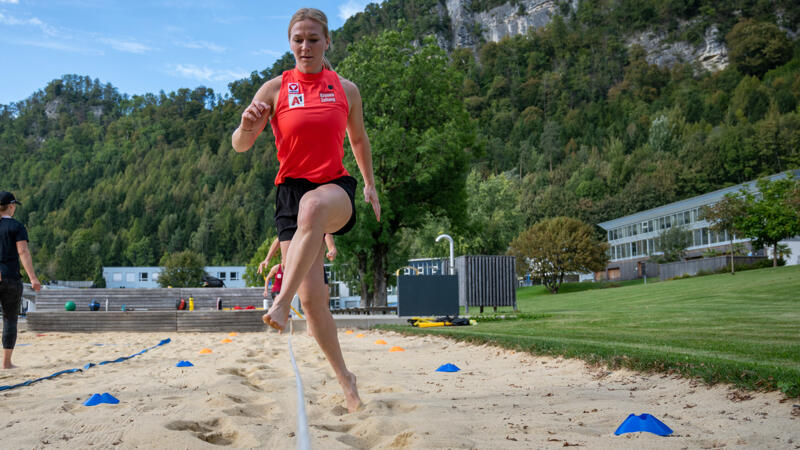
[381,265,800,397]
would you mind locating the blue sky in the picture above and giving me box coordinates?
[0,0,373,105]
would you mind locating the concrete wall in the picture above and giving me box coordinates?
[658,256,766,280]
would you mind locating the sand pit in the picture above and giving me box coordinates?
[1,325,798,449]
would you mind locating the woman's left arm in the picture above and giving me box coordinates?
[342,79,381,222]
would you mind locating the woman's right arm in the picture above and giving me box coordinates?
[232,77,281,152]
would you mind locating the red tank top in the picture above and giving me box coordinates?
[271,68,350,185]
[271,265,283,294]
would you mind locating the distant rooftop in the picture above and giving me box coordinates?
[598,170,800,230]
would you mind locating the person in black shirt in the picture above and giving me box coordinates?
[0,192,41,369]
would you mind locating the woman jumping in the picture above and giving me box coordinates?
[232,8,380,413]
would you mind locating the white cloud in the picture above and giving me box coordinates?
[10,37,102,55]
[176,40,225,53]
[0,0,21,4]
[338,0,370,21]
[100,37,151,54]
[0,12,60,36]
[252,48,282,57]
[172,64,248,82]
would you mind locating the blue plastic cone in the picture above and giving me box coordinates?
[176,360,194,367]
[436,363,461,372]
[99,393,120,404]
[83,393,103,406]
[84,393,120,406]
[614,413,673,436]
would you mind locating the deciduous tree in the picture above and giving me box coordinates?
[334,28,476,307]
[157,250,205,288]
[654,225,692,263]
[736,176,800,267]
[509,217,608,294]
[726,19,793,77]
[703,195,746,273]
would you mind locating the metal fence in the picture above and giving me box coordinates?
[658,256,766,280]
[455,255,516,313]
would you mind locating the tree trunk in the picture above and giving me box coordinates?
[773,243,778,267]
[371,244,388,307]
[357,253,372,308]
[545,275,558,293]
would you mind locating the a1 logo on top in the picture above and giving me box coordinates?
[288,82,304,108]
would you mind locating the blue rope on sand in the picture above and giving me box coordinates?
[0,338,171,392]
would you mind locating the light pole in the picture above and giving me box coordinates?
[435,234,454,275]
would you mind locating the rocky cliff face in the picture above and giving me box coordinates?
[627,25,729,72]
[445,0,563,48]
[440,0,728,72]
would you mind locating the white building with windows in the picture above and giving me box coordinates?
[597,170,800,281]
[103,266,246,288]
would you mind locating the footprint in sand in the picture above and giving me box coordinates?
[330,405,349,416]
[217,367,264,392]
[389,431,416,447]
[309,421,370,448]
[225,394,249,405]
[59,403,79,413]
[311,422,355,433]
[335,434,369,448]
[235,358,262,364]
[164,418,238,446]
[222,403,271,418]
[362,398,418,415]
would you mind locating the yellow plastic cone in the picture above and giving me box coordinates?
[199,348,213,354]
[374,339,387,345]
[220,338,232,343]
[228,332,238,337]
[355,333,365,338]
[389,346,405,352]
[345,330,354,335]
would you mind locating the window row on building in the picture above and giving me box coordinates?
[109,270,240,283]
[608,227,732,260]
[110,272,159,283]
[607,207,707,242]
[103,266,247,288]
[215,271,239,281]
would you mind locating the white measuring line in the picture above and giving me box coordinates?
[288,319,312,450]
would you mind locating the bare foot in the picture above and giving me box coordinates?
[263,301,290,331]
[340,370,363,413]
[2,363,17,369]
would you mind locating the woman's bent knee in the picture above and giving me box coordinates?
[297,195,325,230]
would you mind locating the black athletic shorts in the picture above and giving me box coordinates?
[0,278,23,320]
[275,175,357,242]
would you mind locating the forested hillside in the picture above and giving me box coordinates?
[1,0,798,284]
